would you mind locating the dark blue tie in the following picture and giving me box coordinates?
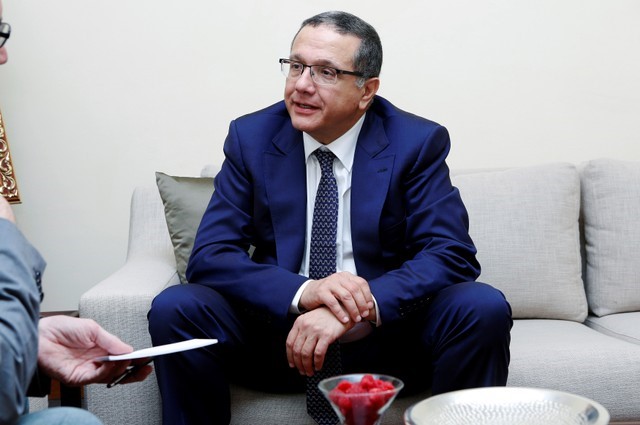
[306,149,341,425]
[309,150,339,280]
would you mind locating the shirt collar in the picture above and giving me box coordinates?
[303,114,366,173]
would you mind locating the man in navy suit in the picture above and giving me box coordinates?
[149,10,512,425]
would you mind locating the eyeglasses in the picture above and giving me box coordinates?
[279,58,364,86]
[0,21,10,48]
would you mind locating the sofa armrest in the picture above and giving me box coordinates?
[78,258,179,425]
[79,258,179,348]
[126,185,176,261]
[76,182,181,424]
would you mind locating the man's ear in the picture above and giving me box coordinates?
[359,77,380,110]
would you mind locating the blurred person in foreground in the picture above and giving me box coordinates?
[0,3,151,424]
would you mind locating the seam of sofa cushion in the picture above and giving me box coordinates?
[584,316,640,345]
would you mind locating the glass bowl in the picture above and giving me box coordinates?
[318,373,404,425]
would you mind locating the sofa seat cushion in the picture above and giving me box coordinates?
[229,384,428,424]
[452,163,586,321]
[585,312,640,345]
[580,158,640,316]
[508,319,640,422]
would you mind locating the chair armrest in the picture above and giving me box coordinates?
[126,185,175,262]
[77,184,178,424]
[79,258,178,424]
[79,258,180,349]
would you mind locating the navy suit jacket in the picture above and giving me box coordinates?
[187,96,480,330]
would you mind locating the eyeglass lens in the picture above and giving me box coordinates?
[281,61,338,85]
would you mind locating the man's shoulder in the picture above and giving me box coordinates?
[227,101,299,151]
[371,96,443,130]
[234,101,289,125]
[366,96,450,155]
[0,219,27,250]
[0,219,47,271]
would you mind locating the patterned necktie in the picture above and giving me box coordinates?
[306,149,341,425]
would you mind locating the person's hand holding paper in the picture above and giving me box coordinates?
[96,338,218,388]
[38,315,154,387]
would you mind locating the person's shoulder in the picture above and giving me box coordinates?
[228,101,295,148]
[0,218,23,245]
[234,101,289,125]
[371,96,444,130]
[369,96,450,153]
[0,218,46,267]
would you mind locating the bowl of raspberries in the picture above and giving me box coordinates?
[318,373,404,425]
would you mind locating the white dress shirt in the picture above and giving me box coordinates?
[290,114,380,342]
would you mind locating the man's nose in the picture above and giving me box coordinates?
[295,66,315,90]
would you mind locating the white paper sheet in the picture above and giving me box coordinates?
[95,338,218,361]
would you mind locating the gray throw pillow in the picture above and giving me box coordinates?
[451,163,587,321]
[580,158,640,316]
[155,172,214,283]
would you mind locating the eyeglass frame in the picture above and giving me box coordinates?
[0,20,10,48]
[279,58,365,85]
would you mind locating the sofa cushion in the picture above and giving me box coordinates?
[230,385,425,424]
[585,312,640,345]
[155,172,214,283]
[580,158,640,316]
[508,319,640,421]
[451,163,587,321]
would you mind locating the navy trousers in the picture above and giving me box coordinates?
[148,281,512,425]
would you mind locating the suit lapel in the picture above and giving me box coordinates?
[351,112,394,276]
[264,124,307,272]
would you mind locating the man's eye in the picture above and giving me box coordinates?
[291,63,304,71]
[319,67,337,78]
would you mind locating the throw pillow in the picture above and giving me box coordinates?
[451,163,587,321]
[580,158,640,316]
[155,172,214,283]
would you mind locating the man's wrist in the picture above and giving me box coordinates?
[289,279,312,314]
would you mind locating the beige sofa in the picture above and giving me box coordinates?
[79,158,640,424]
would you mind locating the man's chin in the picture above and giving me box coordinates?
[290,116,317,134]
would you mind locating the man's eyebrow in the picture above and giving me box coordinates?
[288,54,343,68]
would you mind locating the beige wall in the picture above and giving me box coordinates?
[1,0,639,311]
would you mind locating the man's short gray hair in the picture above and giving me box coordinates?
[294,11,383,86]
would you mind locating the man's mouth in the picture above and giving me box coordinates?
[293,101,318,110]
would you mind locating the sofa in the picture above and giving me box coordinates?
[79,158,640,424]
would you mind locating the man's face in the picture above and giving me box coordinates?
[0,0,6,65]
[284,24,378,144]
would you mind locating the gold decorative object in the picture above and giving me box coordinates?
[0,108,21,204]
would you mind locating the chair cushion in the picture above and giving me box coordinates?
[155,172,214,283]
[452,163,587,321]
[580,158,640,316]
